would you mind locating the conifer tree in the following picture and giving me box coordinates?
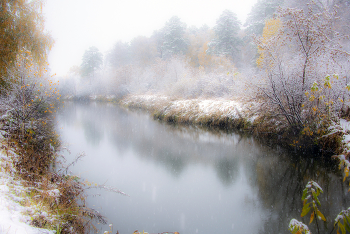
[81,46,103,80]
[207,10,241,61]
[244,0,284,36]
[162,16,188,58]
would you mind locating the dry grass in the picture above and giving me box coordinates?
[0,142,109,234]
[122,94,258,132]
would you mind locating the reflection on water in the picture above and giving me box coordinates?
[56,102,349,234]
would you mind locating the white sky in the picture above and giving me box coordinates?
[43,0,258,76]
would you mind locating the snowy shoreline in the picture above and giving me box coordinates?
[120,94,260,129]
[0,149,54,234]
[119,94,350,157]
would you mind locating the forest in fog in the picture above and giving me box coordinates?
[61,0,349,98]
[60,0,350,134]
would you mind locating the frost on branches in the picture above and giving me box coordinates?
[255,5,350,132]
[289,219,311,234]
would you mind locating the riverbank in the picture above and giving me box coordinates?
[58,99,350,234]
[0,136,109,233]
[0,146,54,234]
[120,94,259,129]
[115,94,345,157]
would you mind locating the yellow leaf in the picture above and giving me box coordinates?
[344,167,349,182]
[317,210,326,221]
[310,212,314,224]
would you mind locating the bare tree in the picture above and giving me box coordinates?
[255,5,350,132]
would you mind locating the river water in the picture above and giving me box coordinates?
[56,101,349,234]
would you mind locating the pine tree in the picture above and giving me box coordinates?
[162,16,188,58]
[207,10,241,61]
[81,47,103,80]
[244,0,284,36]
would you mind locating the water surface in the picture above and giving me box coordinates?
[57,102,349,234]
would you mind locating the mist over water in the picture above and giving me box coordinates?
[56,102,349,234]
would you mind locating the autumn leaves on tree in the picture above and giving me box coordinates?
[0,0,53,89]
[0,0,63,176]
[255,4,350,135]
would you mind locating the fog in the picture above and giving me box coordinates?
[43,0,258,76]
[48,0,350,135]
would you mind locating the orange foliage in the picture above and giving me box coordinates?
[256,18,282,67]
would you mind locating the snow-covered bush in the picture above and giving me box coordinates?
[255,6,350,133]
[0,52,61,176]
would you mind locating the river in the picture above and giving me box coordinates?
[56,101,349,234]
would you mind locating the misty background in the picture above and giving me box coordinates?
[43,0,350,127]
[43,0,257,76]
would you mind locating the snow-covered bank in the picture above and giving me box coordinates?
[330,119,350,169]
[119,94,350,157]
[121,94,260,128]
[0,149,54,234]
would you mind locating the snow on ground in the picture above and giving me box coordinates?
[329,118,350,154]
[137,94,168,101]
[196,99,242,114]
[123,94,258,121]
[328,118,350,171]
[171,99,243,117]
[340,119,350,146]
[0,151,54,234]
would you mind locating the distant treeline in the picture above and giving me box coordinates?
[60,0,350,147]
